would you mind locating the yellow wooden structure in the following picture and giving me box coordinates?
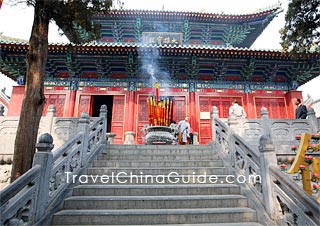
[287,133,320,203]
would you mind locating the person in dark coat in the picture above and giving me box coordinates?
[295,98,307,119]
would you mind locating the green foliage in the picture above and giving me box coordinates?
[51,0,113,43]
[281,0,320,53]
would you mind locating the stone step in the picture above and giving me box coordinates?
[104,148,216,155]
[98,154,220,161]
[52,208,257,225]
[106,144,211,150]
[92,160,224,168]
[56,223,264,226]
[72,184,241,196]
[77,174,234,185]
[63,195,248,210]
[86,167,228,175]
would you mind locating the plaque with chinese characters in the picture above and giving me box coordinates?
[142,32,182,46]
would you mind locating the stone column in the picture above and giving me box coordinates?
[211,106,219,144]
[99,105,108,143]
[46,105,56,134]
[78,112,90,166]
[124,131,135,144]
[258,107,277,219]
[32,133,54,222]
[259,134,277,219]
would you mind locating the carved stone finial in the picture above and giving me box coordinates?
[211,106,218,113]
[100,105,107,113]
[36,133,54,152]
[38,133,53,144]
[211,106,219,118]
[258,133,275,153]
[47,105,56,113]
[260,107,269,118]
[46,104,56,117]
[80,112,90,119]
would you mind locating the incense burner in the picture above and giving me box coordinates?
[143,125,177,145]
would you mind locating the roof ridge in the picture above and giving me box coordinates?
[0,40,287,53]
[0,34,28,44]
[107,2,282,17]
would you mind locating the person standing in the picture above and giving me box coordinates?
[229,100,246,120]
[177,116,190,145]
[295,98,307,119]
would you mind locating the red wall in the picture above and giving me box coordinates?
[7,86,25,116]
[7,85,302,144]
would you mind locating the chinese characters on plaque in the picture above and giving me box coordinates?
[142,32,182,46]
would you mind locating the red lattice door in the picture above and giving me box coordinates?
[173,96,187,123]
[199,97,211,144]
[199,96,241,144]
[77,95,93,117]
[137,95,149,144]
[255,98,287,118]
[111,95,125,144]
[44,94,66,117]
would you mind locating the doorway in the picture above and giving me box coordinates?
[92,95,113,132]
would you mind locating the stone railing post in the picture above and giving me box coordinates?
[46,105,56,134]
[78,112,90,167]
[193,132,199,145]
[307,108,318,133]
[211,106,219,144]
[32,133,54,222]
[258,107,277,219]
[124,131,135,144]
[99,105,108,137]
[260,107,270,135]
[0,104,4,116]
[259,134,278,220]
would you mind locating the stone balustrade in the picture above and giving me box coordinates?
[212,106,320,225]
[0,105,107,225]
[222,107,318,154]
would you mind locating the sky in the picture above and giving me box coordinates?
[0,0,319,100]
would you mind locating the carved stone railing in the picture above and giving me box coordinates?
[269,164,319,225]
[0,105,108,189]
[212,106,319,225]
[0,105,107,226]
[226,108,318,155]
[0,105,79,162]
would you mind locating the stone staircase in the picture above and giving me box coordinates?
[51,145,264,226]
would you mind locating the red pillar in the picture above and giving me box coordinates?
[285,90,303,119]
[189,92,196,131]
[244,93,255,118]
[66,90,77,117]
[126,91,135,132]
